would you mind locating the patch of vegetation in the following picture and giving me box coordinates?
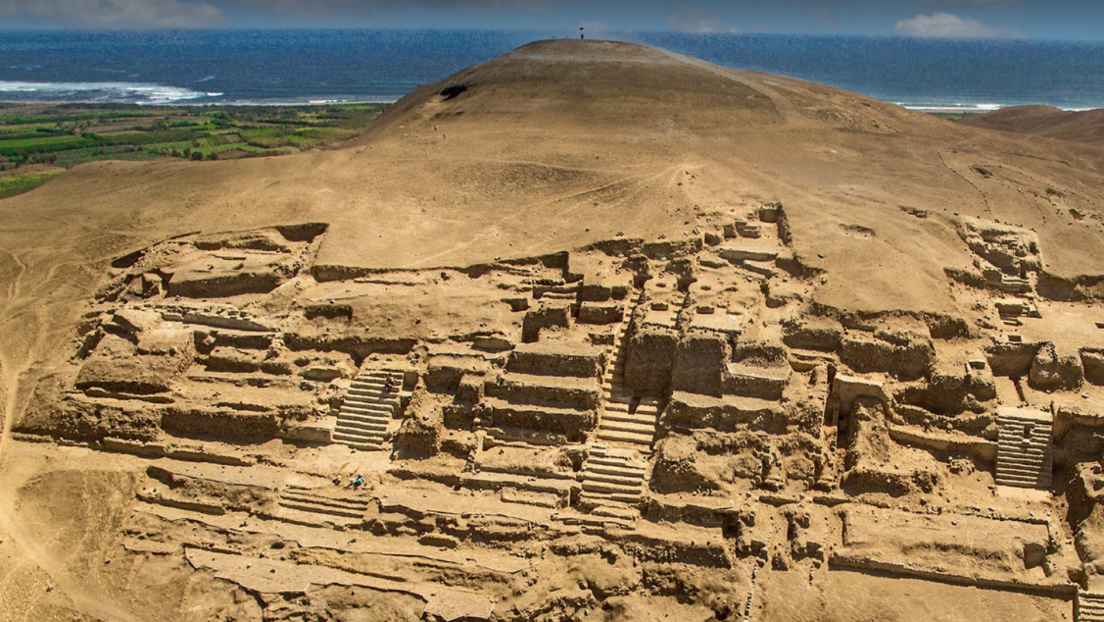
[0,171,57,199]
[0,102,387,173]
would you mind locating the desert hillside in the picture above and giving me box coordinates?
[962,104,1104,145]
[1,39,1104,621]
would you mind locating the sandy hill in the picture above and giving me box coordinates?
[1,39,1104,622]
[962,103,1104,145]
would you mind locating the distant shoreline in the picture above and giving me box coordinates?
[0,97,401,107]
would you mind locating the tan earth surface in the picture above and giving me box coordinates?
[1,39,1104,621]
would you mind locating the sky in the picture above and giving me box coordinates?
[0,0,1102,41]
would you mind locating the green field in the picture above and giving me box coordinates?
[0,171,58,199]
[0,102,387,198]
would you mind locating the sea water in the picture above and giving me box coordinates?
[0,29,1102,111]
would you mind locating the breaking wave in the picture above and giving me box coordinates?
[0,81,218,105]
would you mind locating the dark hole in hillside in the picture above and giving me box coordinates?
[440,85,468,101]
[971,165,993,179]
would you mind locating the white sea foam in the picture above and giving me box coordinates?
[0,81,209,105]
[901,102,1005,113]
[902,101,1102,113]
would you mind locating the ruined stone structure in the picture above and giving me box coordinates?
[11,195,1104,620]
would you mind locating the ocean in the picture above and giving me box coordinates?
[1,29,1102,112]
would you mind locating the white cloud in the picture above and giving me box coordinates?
[895,12,1025,38]
[226,0,557,18]
[666,1,739,34]
[0,0,225,27]
[920,0,1020,8]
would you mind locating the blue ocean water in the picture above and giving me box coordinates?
[0,29,1102,111]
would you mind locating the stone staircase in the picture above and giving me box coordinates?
[1078,591,1104,622]
[594,296,660,451]
[332,369,405,451]
[578,444,647,517]
[277,485,369,523]
[995,408,1053,489]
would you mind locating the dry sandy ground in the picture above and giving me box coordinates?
[0,39,1102,621]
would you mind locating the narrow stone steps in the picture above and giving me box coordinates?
[996,474,1047,484]
[278,497,365,519]
[996,456,1048,468]
[582,477,642,494]
[997,475,1046,484]
[280,496,369,515]
[336,414,389,427]
[281,489,369,512]
[333,368,410,452]
[995,411,1053,490]
[599,419,656,436]
[997,462,1047,473]
[1078,592,1104,622]
[997,438,1051,448]
[996,448,1049,458]
[997,464,1049,475]
[333,427,386,440]
[593,296,652,452]
[996,452,1050,461]
[331,432,386,450]
[273,505,363,529]
[601,413,657,428]
[603,405,660,417]
[596,429,654,447]
[345,390,401,404]
[336,419,388,433]
[997,447,1050,457]
[578,442,647,512]
[340,407,393,420]
[585,465,646,482]
[337,410,392,423]
[601,415,657,429]
[996,476,1050,487]
[582,470,645,489]
[587,455,646,471]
